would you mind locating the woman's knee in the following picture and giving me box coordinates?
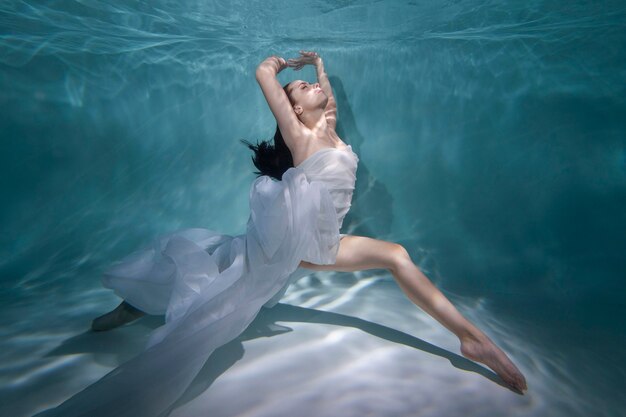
[389,243,413,273]
[298,236,412,273]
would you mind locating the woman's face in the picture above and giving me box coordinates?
[287,80,328,114]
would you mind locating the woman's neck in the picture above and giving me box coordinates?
[300,110,331,139]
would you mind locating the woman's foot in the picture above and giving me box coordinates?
[91,301,146,331]
[460,333,528,394]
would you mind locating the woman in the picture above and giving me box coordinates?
[246,51,527,394]
[80,50,526,416]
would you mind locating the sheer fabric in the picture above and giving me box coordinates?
[37,146,358,417]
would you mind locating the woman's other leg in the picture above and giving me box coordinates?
[91,300,146,332]
[305,236,483,340]
[299,235,528,393]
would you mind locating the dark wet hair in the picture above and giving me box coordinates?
[240,82,296,181]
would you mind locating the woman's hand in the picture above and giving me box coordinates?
[275,56,288,72]
[287,50,321,71]
[258,56,288,74]
[272,56,288,73]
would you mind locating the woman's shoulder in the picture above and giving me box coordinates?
[329,129,348,147]
[292,132,349,167]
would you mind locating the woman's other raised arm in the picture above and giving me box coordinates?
[287,51,337,130]
[255,56,301,149]
[314,56,337,130]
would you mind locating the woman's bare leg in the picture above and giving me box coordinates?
[91,300,146,332]
[300,235,528,393]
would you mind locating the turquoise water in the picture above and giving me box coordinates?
[1,1,625,416]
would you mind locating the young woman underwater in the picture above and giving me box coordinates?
[87,50,527,415]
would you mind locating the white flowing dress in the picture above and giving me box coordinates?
[39,145,359,417]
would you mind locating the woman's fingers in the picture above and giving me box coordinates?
[286,51,318,70]
[287,58,306,70]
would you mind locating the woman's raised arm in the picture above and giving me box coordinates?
[315,57,337,130]
[255,56,302,148]
[288,51,337,130]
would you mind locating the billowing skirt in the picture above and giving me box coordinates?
[39,166,343,417]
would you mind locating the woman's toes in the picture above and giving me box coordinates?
[91,315,114,331]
